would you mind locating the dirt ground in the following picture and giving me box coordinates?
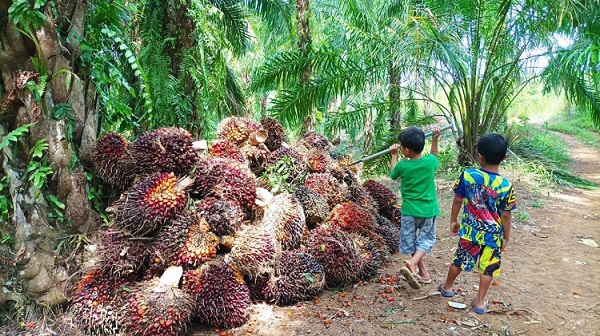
[190,132,600,336]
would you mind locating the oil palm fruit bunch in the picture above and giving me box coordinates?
[328,201,377,236]
[306,149,332,173]
[294,186,330,228]
[182,259,251,328]
[121,267,194,336]
[350,234,382,280]
[152,212,219,269]
[216,117,255,144]
[260,117,286,151]
[300,132,331,151]
[362,180,398,221]
[70,268,132,335]
[209,139,246,163]
[97,228,149,277]
[240,143,270,174]
[305,225,362,285]
[347,183,378,214]
[111,172,191,236]
[93,132,135,189]
[131,127,197,177]
[265,147,307,183]
[262,250,325,305]
[304,172,349,207]
[259,193,306,251]
[196,197,245,236]
[227,225,281,278]
[190,158,256,211]
[375,214,400,254]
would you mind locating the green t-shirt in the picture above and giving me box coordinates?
[390,154,439,218]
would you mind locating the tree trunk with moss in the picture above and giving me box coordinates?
[0,0,100,310]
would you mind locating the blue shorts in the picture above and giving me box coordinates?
[399,215,436,255]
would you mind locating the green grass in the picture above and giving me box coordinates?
[547,110,600,149]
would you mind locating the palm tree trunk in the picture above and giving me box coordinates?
[388,62,402,129]
[297,0,315,133]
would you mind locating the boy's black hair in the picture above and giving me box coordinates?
[398,126,425,153]
[477,133,508,165]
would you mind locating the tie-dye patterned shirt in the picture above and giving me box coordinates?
[453,168,516,248]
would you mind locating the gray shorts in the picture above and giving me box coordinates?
[399,215,437,255]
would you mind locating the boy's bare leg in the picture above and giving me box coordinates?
[474,274,493,309]
[404,249,426,275]
[441,264,461,292]
[416,257,430,280]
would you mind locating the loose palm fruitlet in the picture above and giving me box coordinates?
[121,277,194,336]
[294,186,330,228]
[131,127,198,177]
[70,269,131,335]
[305,225,363,285]
[182,259,252,328]
[362,179,398,221]
[262,250,325,305]
[260,193,306,251]
[112,172,189,236]
[260,117,286,151]
[93,132,135,188]
[97,228,149,277]
[327,201,377,236]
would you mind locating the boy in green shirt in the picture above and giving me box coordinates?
[390,126,440,289]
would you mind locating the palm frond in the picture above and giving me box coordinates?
[244,0,293,34]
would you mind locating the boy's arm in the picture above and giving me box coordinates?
[430,127,440,156]
[501,210,512,251]
[450,195,462,235]
[389,144,399,173]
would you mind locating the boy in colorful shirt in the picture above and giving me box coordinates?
[389,126,440,289]
[438,133,516,314]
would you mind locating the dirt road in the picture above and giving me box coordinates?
[191,132,600,336]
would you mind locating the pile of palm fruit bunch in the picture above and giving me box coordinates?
[72,116,400,335]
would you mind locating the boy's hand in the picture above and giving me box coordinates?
[390,144,399,155]
[450,220,459,235]
[431,127,441,139]
[501,238,509,252]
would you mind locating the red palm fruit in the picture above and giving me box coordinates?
[216,117,254,144]
[131,127,198,177]
[259,193,306,251]
[190,158,256,211]
[209,139,245,163]
[327,201,377,236]
[306,149,333,173]
[305,225,362,285]
[182,259,251,328]
[362,180,398,220]
[265,147,307,183]
[150,212,218,270]
[304,173,349,208]
[97,228,149,277]
[374,214,400,254]
[69,269,132,335]
[93,132,135,188]
[111,172,190,236]
[300,132,331,151]
[262,250,325,305]
[121,274,194,336]
[347,183,378,214]
[260,117,286,151]
[227,225,281,278]
[196,197,245,236]
[350,233,382,281]
[294,186,330,228]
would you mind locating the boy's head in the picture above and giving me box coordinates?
[398,126,425,154]
[477,133,508,165]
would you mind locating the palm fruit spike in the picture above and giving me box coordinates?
[306,149,333,173]
[131,127,198,177]
[347,183,378,214]
[262,250,325,305]
[244,274,270,302]
[260,117,286,151]
[362,180,398,221]
[374,214,400,254]
[294,186,330,228]
[328,201,377,236]
[93,132,135,188]
[121,266,194,336]
[216,117,253,144]
[258,192,306,251]
[190,157,256,211]
[150,212,218,270]
[350,233,382,280]
[111,172,191,236]
[208,139,246,163]
[97,228,149,277]
[304,172,349,207]
[305,225,362,285]
[196,197,245,236]
[227,225,281,278]
[182,259,251,328]
[265,146,307,183]
[70,269,132,335]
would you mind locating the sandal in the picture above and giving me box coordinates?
[399,267,421,289]
[472,299,489,314]
[415,274,432,284]
[437,283,454,297]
